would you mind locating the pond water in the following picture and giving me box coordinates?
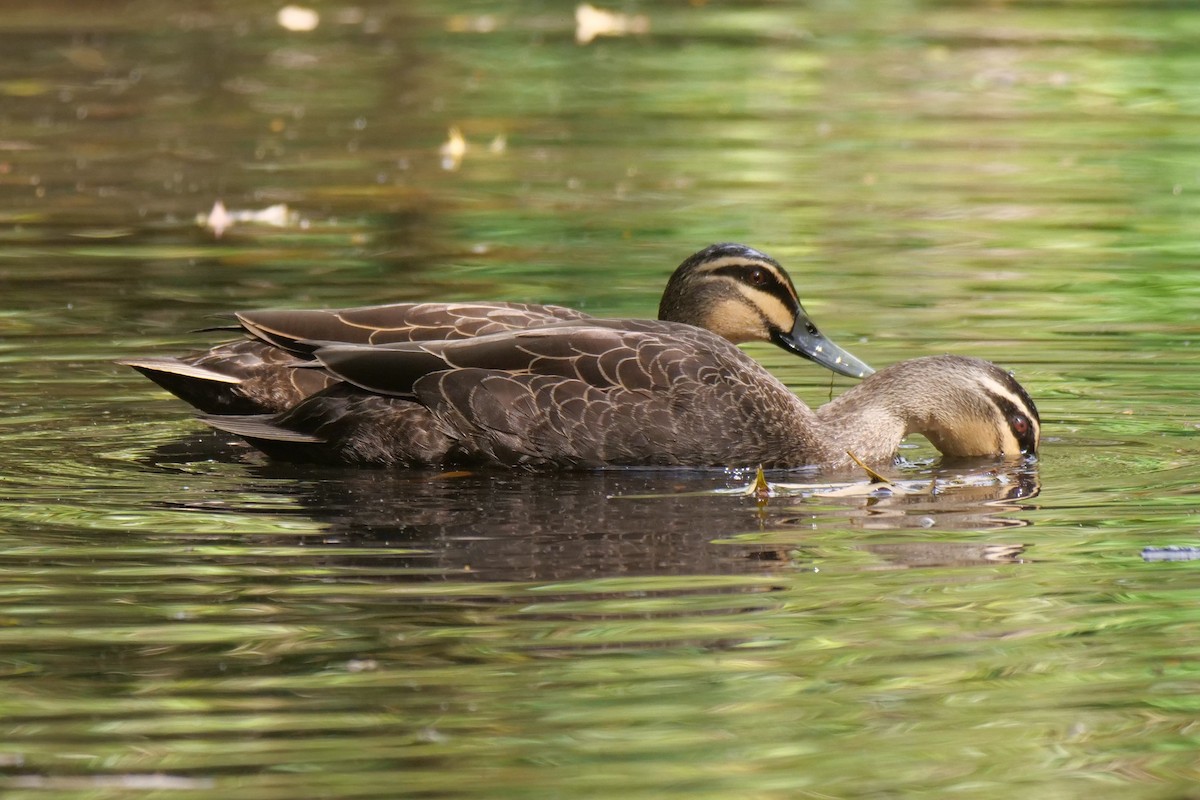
[2,1,1200,797]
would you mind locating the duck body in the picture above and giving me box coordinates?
[121,243,872,417]
[204,321,832,468]
[201,329,1039,470]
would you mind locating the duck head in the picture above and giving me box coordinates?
[659,243,874,379]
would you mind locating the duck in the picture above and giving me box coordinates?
[120,243,873,416]
[197,334,1039,469]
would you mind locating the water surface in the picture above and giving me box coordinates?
[2,2,1199,798]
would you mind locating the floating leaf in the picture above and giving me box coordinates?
[847,450,893,484]
[576,3,649,45]
[440,126,467,171]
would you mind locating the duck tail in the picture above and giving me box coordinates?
[119,358,263,415]
[200,413,332,462]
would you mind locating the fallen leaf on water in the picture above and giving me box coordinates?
[198,200,297,237]
[69,228,135,239]
[445,14,499,34]
[0,80,52,97]
[203,200,232,236]
[846,450,893,484]
[741,465,773,502]
[575,3,649,45]
[278,5,320,32]
[62,46,109,71]
[440,126,467,170]
[814,481,911,498]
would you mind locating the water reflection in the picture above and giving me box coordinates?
[148,432,1039,581]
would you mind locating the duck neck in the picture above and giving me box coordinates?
[812,357,1008,465]
[813,378,910,466]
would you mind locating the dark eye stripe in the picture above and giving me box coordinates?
[984,389,1039,454]
[710,264,798,311]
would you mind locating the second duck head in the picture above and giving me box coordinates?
[658,243,873,379]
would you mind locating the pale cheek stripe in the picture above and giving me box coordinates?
[733,285,794,330]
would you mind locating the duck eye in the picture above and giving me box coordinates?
[1011,415,1029,435]
[746,267,769,286]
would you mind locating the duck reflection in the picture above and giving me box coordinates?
[151,433,1040,581]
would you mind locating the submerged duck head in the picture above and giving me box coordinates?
[916,357,1041,459]
[658,243,873,379]
[818,354,1041,462]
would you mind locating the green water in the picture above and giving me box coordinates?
[2,1,1200,797]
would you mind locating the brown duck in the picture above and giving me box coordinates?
[122,244,1039,470]
[122,243,871,416]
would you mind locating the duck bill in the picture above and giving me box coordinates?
[773,313,874,379]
